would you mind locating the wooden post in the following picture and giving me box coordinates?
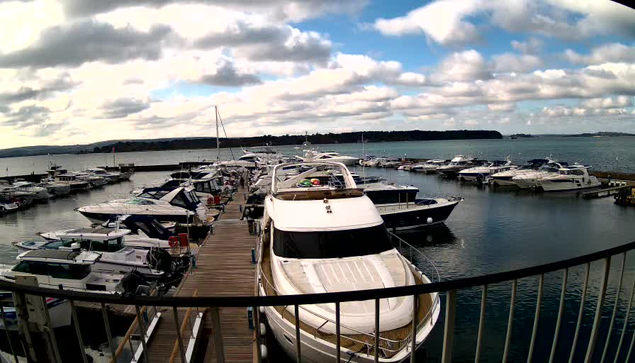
[13,275,61,362]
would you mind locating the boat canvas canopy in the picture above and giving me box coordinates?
[268,196,383,232]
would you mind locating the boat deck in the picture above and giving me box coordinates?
[259,236,435,359]
[146,188,257,363]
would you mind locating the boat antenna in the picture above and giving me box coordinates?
[215,106,220,160]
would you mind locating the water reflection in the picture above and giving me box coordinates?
[396,224,459,247]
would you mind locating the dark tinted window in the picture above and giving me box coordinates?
[273,225,392,259]
[171,192,188,208]
[47,263,91,279]
[13,261,47,274]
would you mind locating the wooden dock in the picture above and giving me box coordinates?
[581,183,634,199]
[146,188,257,362]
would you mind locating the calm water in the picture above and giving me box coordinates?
[1,140,635,361]
[1,136,634,176]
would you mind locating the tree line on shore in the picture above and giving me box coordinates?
[91,130,503,153]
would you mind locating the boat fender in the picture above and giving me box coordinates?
[426,217,433,224]
[168,236,179,248]
[260,323,267,336]
[260,344,268,359]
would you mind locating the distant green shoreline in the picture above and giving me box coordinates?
[0,130,502,158]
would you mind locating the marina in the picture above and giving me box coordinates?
[2,0,635,361]
[0,143,635,362]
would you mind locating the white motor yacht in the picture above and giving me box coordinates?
[258,161,440,363]
[13,232,165,279]
[9,181,50,202]
[411,159,447,174]
[37,180,71,197]
[0,250,124,292]
[87,167,121,183]
[438,155,480,178]
[78,186,208,223]
[36,215,177,249]
[55,173,90,192]
[0,198,18,214]
[512,162,567,189]
[490,159,550,186]
[76,171,108,188]
[301,150,360,166]
[537,165,601,192]
[458,159,516,182]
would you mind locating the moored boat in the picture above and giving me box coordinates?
[536,165,601,192]
[258,161,440,362]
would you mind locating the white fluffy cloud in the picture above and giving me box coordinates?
[564,43,635,65]
[433,50,492,82]
[0,0,634,146]
[492,54,542,73]
[373,0,635,45]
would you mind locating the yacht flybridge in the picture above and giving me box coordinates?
[258,161,440,362]
[77,187,207,223]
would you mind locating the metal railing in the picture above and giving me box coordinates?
[1,240,635,362]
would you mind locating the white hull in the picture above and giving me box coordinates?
[513,177,541,189]
[492,179,518,186]
[93,260,162,278]
[261,284,440,363]
[539,178,601,192]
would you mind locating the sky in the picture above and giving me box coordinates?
[1,0,635,148]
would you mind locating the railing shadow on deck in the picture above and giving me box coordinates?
[1,238,635,362]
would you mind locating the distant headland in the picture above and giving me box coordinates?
[0,130,503,158]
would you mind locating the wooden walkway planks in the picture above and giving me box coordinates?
[147,188,257,363]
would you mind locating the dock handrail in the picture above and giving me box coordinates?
[0,240,634,306]
[3,240,635,362]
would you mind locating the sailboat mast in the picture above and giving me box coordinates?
[215,106,220,160]
[361,132,366,183]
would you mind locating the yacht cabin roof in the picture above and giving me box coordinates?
[17,250,100,264]
[267,196,383,232]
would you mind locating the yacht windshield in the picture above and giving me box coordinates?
[273,225,393,259]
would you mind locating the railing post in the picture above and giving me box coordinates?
[172,306,187,363]
[474,285,488,363]
[0,304,19,363]
[442,290,457,363]
[584,257,611,363]
[549,268,568,363]
[627,328,635,363]
[254,306,262,363]
[210,306,225,363]
[502,279,518,363]
[294,305,302,363]
[374,298,380,363]
[527,274,544,362]
[410,293,418,363]
[335,302,341,363]
[569,263,590,363]
[69,300,89,363]
[601,253,626,363]
[38,295,62,363]
[134,305,149,363]
[615,267,635,363]
[101,303,118,362]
